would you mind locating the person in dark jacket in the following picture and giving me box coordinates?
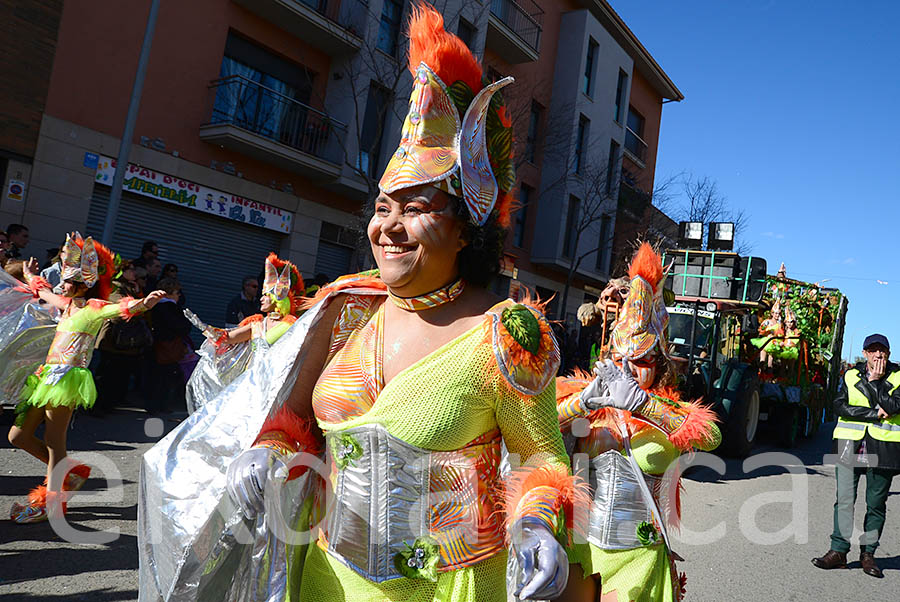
[148,277,192,413]
[224,276,260,327]
[812,334,900,578]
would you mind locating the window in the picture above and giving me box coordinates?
[596,214,612,272]
[614,70,628,123]
[457,18,476,50]
[359,82,391,177]
[525,101,542,163]
[574,115,589,173]
[213,33,316,150]
[627,106,645,137]
[562,195,580,258]
[625,106,646,162]
[583,38,598,96]
[514,183,532,247]
[377,0,404,55]
[606,139,619,195]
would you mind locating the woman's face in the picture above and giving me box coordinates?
[62,279,87,298]
[148,260,162,277]
[260,293,275,313]
[368,185,465,297]
[164,266,177,279]
[123,267,136,282]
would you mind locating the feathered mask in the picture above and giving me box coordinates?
[61,232,116,299]
[262,253,304,317]
[379,4,516,227]
[610,243,670,361]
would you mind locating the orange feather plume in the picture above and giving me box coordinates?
[407,3,483,94]
[628,242,664,292]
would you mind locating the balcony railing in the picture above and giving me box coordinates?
[624,126,648,164]
[208,75,347,166]
[490,0,543,53]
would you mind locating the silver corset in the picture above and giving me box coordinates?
[324,424,434,583]
[586,450,661,550]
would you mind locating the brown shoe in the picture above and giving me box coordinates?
[860,552,884,578]
[812,550,848,569]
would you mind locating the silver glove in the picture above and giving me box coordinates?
[580,359,649,412]
[183,308,208,332]
[225,447,286,519]
[511,519,569,600]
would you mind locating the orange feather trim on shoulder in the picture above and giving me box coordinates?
[668,399,720,451]
[298,275,386,311]
[407,3,482,94]
[497,464,591,542]
[628,242,664,291]
[238,314,264,327]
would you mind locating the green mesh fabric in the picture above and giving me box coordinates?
[322,318,568,462]
[304,298,569,599]
[571,542,676,602]
[299,543,508,602]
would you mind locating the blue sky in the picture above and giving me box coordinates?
[611,0,900,361]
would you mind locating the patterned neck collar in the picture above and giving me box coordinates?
[388,279,465,312]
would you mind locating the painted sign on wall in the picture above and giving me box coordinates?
[94,155,292,233]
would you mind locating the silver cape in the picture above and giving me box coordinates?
[138,287,382,601]
[0,271,58,406]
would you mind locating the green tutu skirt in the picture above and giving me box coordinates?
[14,365,97,426]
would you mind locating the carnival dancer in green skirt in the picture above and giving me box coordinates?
[8,233,164,523]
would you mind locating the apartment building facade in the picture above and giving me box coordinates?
[3,0,680,329]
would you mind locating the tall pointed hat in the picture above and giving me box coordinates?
[610,243,670,360]
[379,4,516,227]
[262,253,305,317]
[60,232,117,300]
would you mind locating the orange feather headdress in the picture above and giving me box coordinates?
[263,253,305,317]
[60,232,117,300]
[379,3,516,228]
[610,243,670,361]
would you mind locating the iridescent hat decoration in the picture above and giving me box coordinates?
[60,232,117,299]
[262,253,305,317]
[610,243,669,361]
[379,4,516,227]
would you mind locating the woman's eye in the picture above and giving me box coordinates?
[404,206,424,216]
[375,205,390,215]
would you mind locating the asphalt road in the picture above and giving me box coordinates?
[1,407,899,601]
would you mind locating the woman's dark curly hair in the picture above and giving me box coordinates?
[453,198,507,288]
[359,190,508,289]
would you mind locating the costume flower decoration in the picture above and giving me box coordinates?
[394,536,441,582]
[636,520,660,546]
[379,4,516,227]
[331,432,363,470]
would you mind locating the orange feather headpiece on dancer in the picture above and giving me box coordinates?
[609,243,671,388]
[379,3,516,228]
[262,253,305,317]
[60,232,117,300]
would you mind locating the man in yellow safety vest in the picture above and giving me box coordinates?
[812,334,900,578]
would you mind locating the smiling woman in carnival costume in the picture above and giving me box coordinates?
[555,243,721,602]
[8,233,164,523]
[140,5,584,601]
[185,253,305,412]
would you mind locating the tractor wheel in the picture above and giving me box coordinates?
[721,369,760,457]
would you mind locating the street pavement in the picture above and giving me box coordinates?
[1,406,899,601]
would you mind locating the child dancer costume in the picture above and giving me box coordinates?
[138,7,583,601]
[185,253,304,413]
[11,234,152,523]
[556,244,721,601]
